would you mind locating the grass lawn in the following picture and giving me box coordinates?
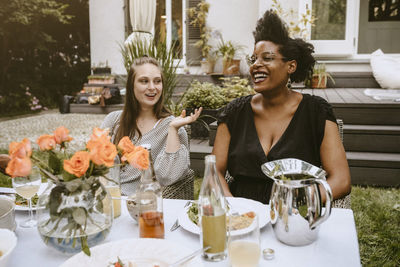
[351,186,400,266]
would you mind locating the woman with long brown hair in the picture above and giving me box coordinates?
[101,57,201,196]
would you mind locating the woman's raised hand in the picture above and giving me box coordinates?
[169,107,203,129]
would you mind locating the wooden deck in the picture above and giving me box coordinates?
[295,88,400,105]
[294,88,400,125]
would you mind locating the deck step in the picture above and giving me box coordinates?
[332,103,400,125]
[69,104,123,114]
[347,151,400,186]
[343,124,400,153]
[190,139,212,176]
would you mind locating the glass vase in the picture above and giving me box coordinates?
[36,177,113,255]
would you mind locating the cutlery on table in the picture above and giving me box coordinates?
[168,246,210,267]
[170,200,193,232]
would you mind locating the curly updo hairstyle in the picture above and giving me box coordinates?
[253,10,315,83]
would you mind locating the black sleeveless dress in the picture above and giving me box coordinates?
[217,94,337,204]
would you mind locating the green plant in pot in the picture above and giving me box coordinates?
[310,63,335,89]
[180,80,223,139]
[217,37,244,75]
[180,77,254,139]
[188,1,216,74]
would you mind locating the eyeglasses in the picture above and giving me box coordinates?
[247,53,287,66]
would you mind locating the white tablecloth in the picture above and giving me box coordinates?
[9,199,361,267]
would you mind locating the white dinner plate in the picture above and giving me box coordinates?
[178,197,270,236]
[60,238,203,267]
[14,182,48,211]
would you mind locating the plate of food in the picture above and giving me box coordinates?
[60,238,203,267]
[178,197,270,236]
[14,182,48,211]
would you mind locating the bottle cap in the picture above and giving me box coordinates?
[263,248,275,260]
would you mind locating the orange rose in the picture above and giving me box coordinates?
[86,134,110,151]
[118,136,136,154]
[123,146,149,170]
[90,127,110,141]
[37,135,56,151]
[88,139,118,167]
[9,138,32,158]
[63,151,90,178]
[54,126,73,144]
[21,138,32,157]
[6,157,32,178]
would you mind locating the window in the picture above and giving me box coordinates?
[301,0,357,56]
[125,0,187,65]
[154,0,186,64]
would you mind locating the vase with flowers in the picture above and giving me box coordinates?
[4,126,150,256]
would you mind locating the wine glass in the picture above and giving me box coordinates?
[12,166,41,228]
[228,213,261,267]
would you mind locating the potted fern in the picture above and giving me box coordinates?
[311,63,335,89]
[217,37,244,75]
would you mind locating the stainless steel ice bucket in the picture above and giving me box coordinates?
[262,158,332,246]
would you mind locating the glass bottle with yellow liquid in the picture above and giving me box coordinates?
[199,155,228,261]
[138,144,164,239]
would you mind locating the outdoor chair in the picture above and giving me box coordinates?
[332,119,351,209]
[161,125,194,200]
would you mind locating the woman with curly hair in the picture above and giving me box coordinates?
[212,10,351,204]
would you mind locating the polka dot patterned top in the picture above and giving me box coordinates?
[101,110,191,196]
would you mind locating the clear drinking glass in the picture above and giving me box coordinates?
[12,166,41,228]
[103,158,121,218]
[228,213,261,267]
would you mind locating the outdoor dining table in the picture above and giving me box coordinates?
[9,198,361,267]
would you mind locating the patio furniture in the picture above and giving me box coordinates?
[333,119,351,209]
[162,125,195,200]
[162,169,194,200]
[10,199,361,267]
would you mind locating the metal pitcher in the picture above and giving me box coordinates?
[261,158,332,246]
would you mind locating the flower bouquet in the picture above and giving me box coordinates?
[4,127,150,256]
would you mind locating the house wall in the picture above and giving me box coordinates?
[88,0,373,75]
[89,0,126,75]
[206,0,259,74]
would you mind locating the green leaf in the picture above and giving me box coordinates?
[72,207,87,226]
[49,184,66,218]
[62,169,77,182]
[81,236,91,256]
[48,150,61,174]
[65,179,82,192]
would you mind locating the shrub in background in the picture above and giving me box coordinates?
[0,0,90,117]
[182,76,254,110]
